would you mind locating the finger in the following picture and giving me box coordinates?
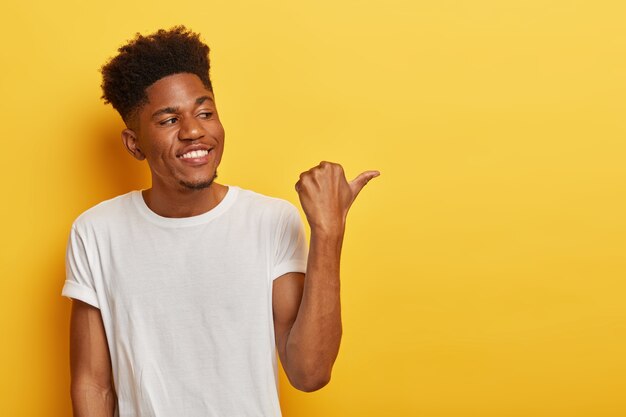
[349,170,380,196]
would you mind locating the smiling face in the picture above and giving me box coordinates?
[122,72,225,193]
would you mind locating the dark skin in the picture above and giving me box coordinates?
[121,73,228,217]
[70,73,379,416]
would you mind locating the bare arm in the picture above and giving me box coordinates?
[69,299,117,417]
[273,162,379,392]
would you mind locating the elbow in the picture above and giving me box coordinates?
[293,376,331,393]
[289,367,332,393]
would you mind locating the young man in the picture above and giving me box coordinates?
[62,26,379,417]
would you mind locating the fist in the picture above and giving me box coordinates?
[295,161,379,233]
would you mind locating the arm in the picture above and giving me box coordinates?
[69,299,117,417]
[273,161,379,392]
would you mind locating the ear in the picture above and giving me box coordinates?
[121,129,145,161]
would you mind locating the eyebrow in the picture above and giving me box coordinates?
[151,96,214,119]
[151,106,178,119]
[195,95,213,105]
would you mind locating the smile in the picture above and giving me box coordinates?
[179,149,210,159]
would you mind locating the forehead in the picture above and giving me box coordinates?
[144,72,213,108]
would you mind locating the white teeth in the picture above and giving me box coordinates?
[180,149,209,159]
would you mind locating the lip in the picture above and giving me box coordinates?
[176,144,212,158]
[176,144,214,166]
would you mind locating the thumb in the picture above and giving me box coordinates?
[349,170,381,197]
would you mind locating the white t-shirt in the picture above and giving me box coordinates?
[62,186,308,417]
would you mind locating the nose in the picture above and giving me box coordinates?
[178,117,205,141]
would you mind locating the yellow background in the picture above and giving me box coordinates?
[1,0,625,416]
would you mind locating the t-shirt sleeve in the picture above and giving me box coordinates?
[62,225,100,308]
[272,203,308,280]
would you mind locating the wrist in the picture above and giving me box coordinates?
[310,221,346,239]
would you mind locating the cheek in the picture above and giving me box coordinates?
[214,126,226,144]
[146,143,167,160]
[143,132,176,157]
[212,134,225,165]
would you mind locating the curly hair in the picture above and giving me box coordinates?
[100,25,212,123]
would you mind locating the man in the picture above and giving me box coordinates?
[62,26,379,417]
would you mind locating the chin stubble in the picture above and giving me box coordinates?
[179,172,218,191]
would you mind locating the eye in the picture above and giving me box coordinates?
[198,112,213,119]
[159,117,178,126]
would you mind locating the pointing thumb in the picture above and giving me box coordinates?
[349,170,380,196]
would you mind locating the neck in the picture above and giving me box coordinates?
[142,182,228,218]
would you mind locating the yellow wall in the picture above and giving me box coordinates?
[1,1,625,415]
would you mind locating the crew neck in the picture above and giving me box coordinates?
[131,185,239,227]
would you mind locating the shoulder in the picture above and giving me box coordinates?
[231,186,303,231]
[71,190,138,233]
[233,186,300,216]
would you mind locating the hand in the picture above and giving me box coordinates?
[295,161,380,234]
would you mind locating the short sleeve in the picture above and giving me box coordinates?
[272,203,308,280]
[61,225,100,308]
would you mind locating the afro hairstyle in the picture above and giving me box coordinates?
[100,25,212,123]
